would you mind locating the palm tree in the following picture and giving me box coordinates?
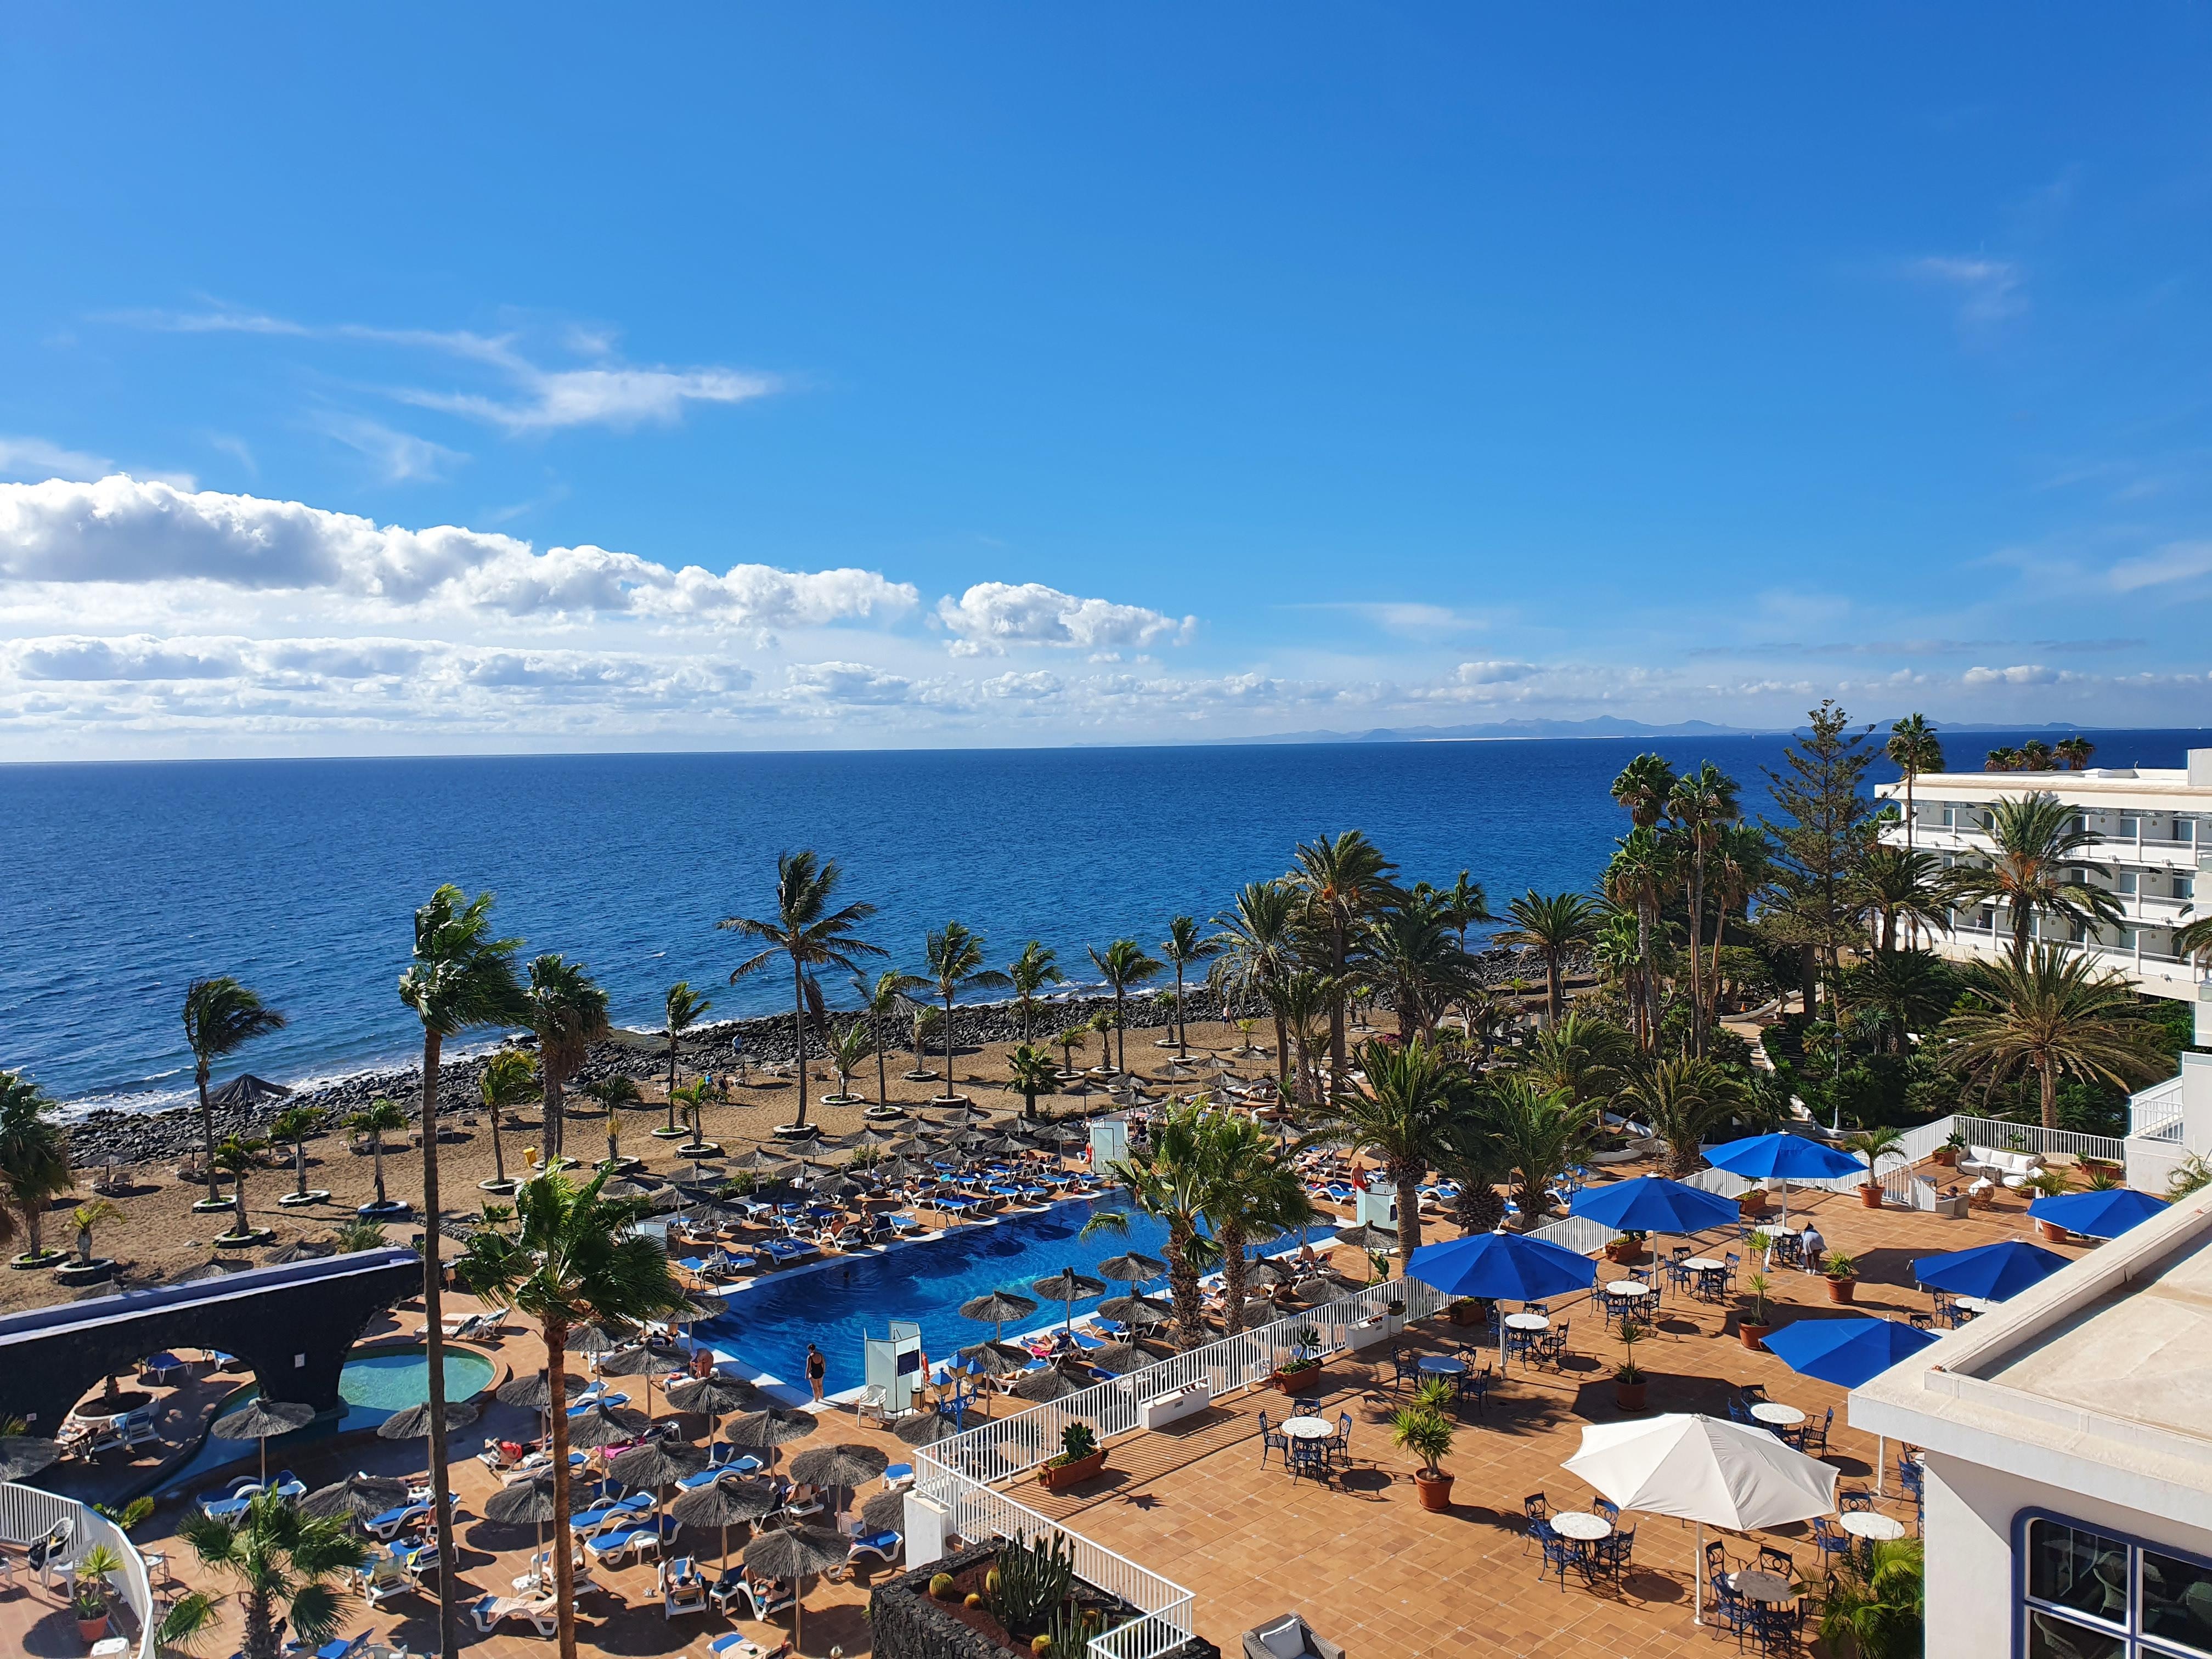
[2056,736,2096,771]
[1160,916,1221,1057]
[269,1107,325,1203]
[1297,1040,1472,1263]
[1290,831,1401,1085]
[1006,941,1064,1045]
[662,982,714,1134]
[182,978,288,1207]
[1210,879,1302,1075]
[348,1099,407,1209]
[1522,1014,1634,1110]
[396,882,526,1659]
[1054,1022,1087,1075]
[1499,890,1600,1025]
[2018,739,2056,771]
[1362,901,1480,1042]
[1603,828,1677,1046]
[826,1020,873,1101]
[213,1134,270,1238]
[1667,761,1741,1056]
[455,1167,683,1659]
[1985,748,2021,772]
[853,967,927,1105]
[579,1077,642,1166]
[1941,946,2168,1130]
[1852,847,1955,955]
[1946,792,2124,962]
[0,1073,71,1264]
[2176,914,2212,971]
[923,922,1010,1101]
[1611,754,1678,1042]
[1200,1114,1314,1334]
[1436,1105,1511,1237]
[1087,939,1163,1075]
[157,1489,365,1659]
[1007,1043,1058,1121]
[1591,909,1647,1045]
[521,955,611,1163]
[1483,1075,1598,1223]
[1433,869,1493,952]
[1886,715,1945,853]
[71,1197,121,1265]
[1265,971,1334,1104]
[1845,949,1957,1056]
[1081,1101,1224,1350]
[1705,822,1771,1022]
[720,851,884,1134]
[1620,1057,1748,1176]
[477,1049,538,1191]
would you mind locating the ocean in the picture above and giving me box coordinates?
[4,727,2204,1113]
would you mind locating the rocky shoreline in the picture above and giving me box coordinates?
[63,944,1581,1169]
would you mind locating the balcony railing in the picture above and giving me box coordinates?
[0,1481,157,1658]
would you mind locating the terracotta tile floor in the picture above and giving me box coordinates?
[61,1171,2065,1658]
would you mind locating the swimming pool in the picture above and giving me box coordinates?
[697,1198,1331,1396]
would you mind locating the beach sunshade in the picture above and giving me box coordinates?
[2027,1187,2169,1239]
[742,1525,848,1648]
[1032,1268,1105,1300]
[664,1375,765,1417]
[860,1487,911,1534]
[1703,1132,1865,1182]
[1407,1229,1595,1303]
[1328,1223,1398,1253]
[1084,1341,1150,1375]
[960,1290,1040,1329]
[1570,1176,1741,1235]
[301,1473,410,1522]
[563,1322,629,1355]
[731,1150,800,1178]
[672,1475,781,1529]
[1241,1260,1287,1288]
[607,1437,710,1490]
[496,1370,582,1412]
[213,1397,315,1443]
[1760,1316,1938,1390]
[662,1294,724,1325]
[726,1407,820,1451]
[170,1257,253,1284]
[789,1442,890,1489]
[1094,1252,1167,1283]
[565,1402,653,1448]
[1012,1363,1094,1404]
[376,1398,481,1441]
[1562,1413,1839,1625]
[0,1436,61,1482]
[957,1341,1037,1377]
[1912,1239,2071,1302]
[263,1238,336,1265]
[597,1345,688,1379]
[483,1473,560,1526]
[1294,1274,1350,1302]
[896,1410,968,1447]
[208,1073,294,1111]
[599,1178,654,1201]
[1098,1295,1171,1328]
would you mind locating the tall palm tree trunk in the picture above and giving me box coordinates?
[791,959,811,1131]
[1637,898,1662,1052]
[944,992,958,1100]
[1221,1221,1249,1335]
[545,1314,578,1659]
[418,1029,459,1659]
[195,1066,221,1205]
[541,1078,563,1161]
[1329,922,1347,1085]
[1391,1157,1424,1261]
[874,1011,890,1105]
[371,1138,387,1206]
[1114,990,1128,1074]
[2040,1058,2059,1132]
[665,1035,680,1134]
[1173,963,1187,1058]
[242,1589,280,1659]
[1167,1229,1205,1351]
[1684,862,1708,1058]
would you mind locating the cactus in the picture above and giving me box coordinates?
[989,1528,1077,1634]
[1049,1600,1105,1656]
[928,1572,956,1600]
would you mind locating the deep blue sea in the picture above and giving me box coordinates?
[4,729,2205,1113]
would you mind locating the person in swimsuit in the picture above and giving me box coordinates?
[805,1342,826,1402]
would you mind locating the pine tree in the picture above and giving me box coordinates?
[1760,699,1876,1012]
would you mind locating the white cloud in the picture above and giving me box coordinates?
[2108,540,2212,594]
[0,436,114,482]
[1911,255,2027,324]
[782,660,913,704]
[313,414,467,483]
[1447,659,1541,685]
[935,582,1195,656]
[976,670,1063,700]
[1963,663,2063,686]
[0,476,917,628]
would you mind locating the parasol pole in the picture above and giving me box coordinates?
[1695,1521,1704,1626]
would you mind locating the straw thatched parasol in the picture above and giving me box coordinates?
[1031,1267,1105,1336]
[725,1407,818,1468]
[263,1237,334,1265]
[563,1402,652,1449]
[482,1472,558,1526]
[376,1398,480,1441]
[670,1474,780,1564]
[895,1410,967,1448]
[1094,1251,1166,1284]
[1083,1341,1151,1376]
[208,1074,294,1111]
[300,1472,409,1523]
[788,1442,889,1490]
[1011,1362,1093,1404]
[606,1437,708,1492]
[956,1341,1035,1377]
[959,1289,1039,1344]
[1097,1294,1171,1328]
[860,1486,911,1534]
[563,1321,629,1355]
[212,1397,315,1484]
[664,1375,764,1418]
[495,1369,583,1412]
[740,1526,850,1651]
[1328,1223,1397,1254]
[597,1344,686,1378]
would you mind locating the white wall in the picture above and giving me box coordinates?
[1925,1453,2212,1656]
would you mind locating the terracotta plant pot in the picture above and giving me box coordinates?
[1614,1380,1647,1412]
[1605,1240,1648,1265]
[1858,1183,1884,1210]
[1933,1149,1957,1167]
[2036,1220,2071,1244]
[77,1615,110,1644]
[1037,1450,1108,1491]
[1413,1470,1455,1512]
[1449,1301,1483,1328]
[1738,1192,1770,1217]
[1739,1321,1773,1351]
[1270,1364,1324,1393]
[1826,1276,1858,1305]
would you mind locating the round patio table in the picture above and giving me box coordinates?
[1953,1295,2000,1316]
[1550,1511,1612,1541]
[1503,1313,1550,1333]
[1416,1356,1466,1377]
[1280,1416,1333,1441]
[1678,1256,1725,1274]
[1841,1512,1905,1544]
[1750,1402,1805,1428]
[1603,1281,1653,1302]
[1727,1570,1797,1604]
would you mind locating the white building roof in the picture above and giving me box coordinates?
[1852,1186,2212,1528]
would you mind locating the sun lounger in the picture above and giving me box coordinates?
[658,1555,709,1616]
[359,1552,413,1606]
[139,1352,187,1386]
[365,1502,430,1541]
[470,1590,560,1635]
[844,1527,901,1569]
[757,1237,820,1265]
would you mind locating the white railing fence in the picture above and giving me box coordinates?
[2130,1076,2187,1143]
[0,1481,156,1658]
[1951,1113,2126,1166]
[1522,1213,1623,1255]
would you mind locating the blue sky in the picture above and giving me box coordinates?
[4,7,2211,755]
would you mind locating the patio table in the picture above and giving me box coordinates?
[1953,1295,2000,1316]
[1602,1281,1653,1302]
[1280,1416,1334,1441]
[1415,1356,1466,1378]
[1726,1570,1797,1604]
[1503,1313,1550,1333]
[1550,1511,1613,1541]
[1750,1402,1805,1428]
[1841,1512,1905,1544]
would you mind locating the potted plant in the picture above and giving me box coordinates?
[1037,1420,1108,1492]
[1604,1229,1649,1265]
[1739,1272,1775,1350]
[2024,1169,2073,1239]
[1824,1250,1860,1305]
[72,1542,123,1642]
[1269,1326,1325,1392]
[1613,1321,1649,1411]
[1737,1186,1770,1218]
[1448,1297,1487,1328]
[1846,1128,1906,1209]
[1933,1132,1966,1169]
[1392,1401,1457,1511]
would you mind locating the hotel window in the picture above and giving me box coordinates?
[2022,1515,2212,1658]
[2178,876,2196,902]
[1942,804,1959,829]
[2121,816,2142,839]
[2118,872,2140,896]
[2180,820,2198,845]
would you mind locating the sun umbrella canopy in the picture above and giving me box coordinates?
[483,1473,558,1526]
[1912,1239,2072,1302]
[1094,1252,1167,1283]
[1012,1363,1096,1404]
[264,1238,336,1265]
[213,1398,315,1443]
[0,1437,61,1481]
[742,1523,849,1578]
[789,1442,890,1488]
[565,1403,653,1448]
[607,1438,710,1489]
[301,1473,410,1521]
[1098,1295,1171,1328]
[664,1375,764,1417]
[496,1370,582,1411]
[896,1410,967,1447]
[726,1407,820,1450]
[1760,1317,1940,1390]
[376,1398,481,1441]
[1406,1230,1596,1304]
[599,1178,654,1201]
[1703,1132,1866,1182]
[208,1073,294,1111]
[1084,1341,1150,1375]
[2028,1187,2170,1239]
[1032,1268,1105,1301]
[1563,1413,1839,1533]
[563,1322,629,1355]
[731,1150,800,1178]
[960,1290,1040,1325]
[1570,1176,1742,1235]
[1328,1223,1398,1253]
[1242,1260,1287,1288]
[957,1341,1037,1377]
[671,1475,780,1528]
[860,1487,911,1533]
[597,1345,687,1379]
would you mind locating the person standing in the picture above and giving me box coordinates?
[805,1342,826,1402]
[1798,1220,1825,1274]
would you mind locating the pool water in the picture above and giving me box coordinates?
[699,1198,1331,1395]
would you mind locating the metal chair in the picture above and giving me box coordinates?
[1596,1523,1634,1582]
[1521,1492,1548,1553]
[1533,1521,1578,1588]
[1457,1365,1492,1417]
[1837,1486,1874,1513]
[1593,1498,1619,1525]
[1810,1517,1852,1574]
[1756,1544,1793,1579]
[1287,1437,1331,1483]
[1257,1410,1289,1468]
[1538,1320,1570,1368]
[1801,1404,1833,1458]
[1327,1411,1352,1466]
